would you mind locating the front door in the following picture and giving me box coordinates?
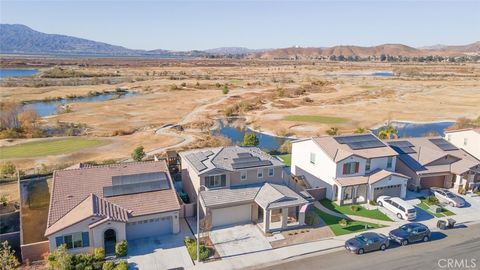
[104,229,116,255]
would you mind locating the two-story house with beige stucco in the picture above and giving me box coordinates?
[179,146,308,233]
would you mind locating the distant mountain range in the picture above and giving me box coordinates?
[0,24,478,59]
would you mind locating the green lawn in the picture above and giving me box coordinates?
[277,154,291,166]
[284,115,349,124]
[417,199,455,218]
[313,208,383,236]
[320,199,393,221]
[0,138,107,159]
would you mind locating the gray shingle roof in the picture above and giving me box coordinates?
[180,146,283,175]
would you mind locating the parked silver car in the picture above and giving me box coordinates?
[430,187,465,207]
[345,232,390,254]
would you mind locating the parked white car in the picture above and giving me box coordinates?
[430,187,465,207]
[376,196,416,220]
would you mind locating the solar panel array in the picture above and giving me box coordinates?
[104,172,170,197]
[334,134,385,150]
[231,153,272,169]
[388,141,417,154]
[429,138,458,151]
[186,152,208,172]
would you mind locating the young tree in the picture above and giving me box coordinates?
[222,85,229,95]
[243,133,259,147]
[0,241,20,270]
[377,124,398,139]
[131,146,146,161]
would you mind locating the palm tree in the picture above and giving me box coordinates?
[377,124,398,139]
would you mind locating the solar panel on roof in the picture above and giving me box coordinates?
[186,153,208,171]
[237,152,253,158]
[232,160,272,170]
[335,134,385,150]
[204,150,214,157]
[429,138,458,151]
[391,146,416,154]
[232,156,261,163]
[103,179,170,197]
[112,172,167,186]
[388,141,414,148]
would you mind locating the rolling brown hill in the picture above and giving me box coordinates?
[249,42,480,60]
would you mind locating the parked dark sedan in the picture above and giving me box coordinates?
[345,232,390,254]
[389,223,431,246]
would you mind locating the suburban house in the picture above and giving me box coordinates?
[387,137,480,192]
[445,128,480,160]
[291,133,409,205]
[45,161,181,255]
[179,146,308,233]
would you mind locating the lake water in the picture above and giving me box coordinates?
[0,68,39,78]
[371,72,394,77]
[212,119,291,152]
[23,91,138,116]
[372,121,455,138]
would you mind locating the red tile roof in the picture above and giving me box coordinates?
[46,161,181,234]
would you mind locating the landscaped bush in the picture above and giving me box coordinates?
[369,200,376,206]
[426,196,439,205]
[338,218,349,227]
[115,260,128,270]
[350,205,360,212]
[102,261,115,270]
[184,236,210,261]
[94,247,105,261]
[115,240,128,257]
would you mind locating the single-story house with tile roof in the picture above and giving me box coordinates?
[45,161,181,255]
[387,137,480,192]
[179,146,309,233]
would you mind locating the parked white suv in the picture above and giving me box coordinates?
[430,187,465,207]
[376,196,416,220]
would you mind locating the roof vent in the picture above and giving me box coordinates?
[66,195,74,199]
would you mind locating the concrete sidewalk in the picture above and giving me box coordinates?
[188,206,480,270]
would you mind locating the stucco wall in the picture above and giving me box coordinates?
[446,130,480,160]
[230,166,283,186]
[291,140,337,198]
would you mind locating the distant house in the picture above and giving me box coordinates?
[179,146,308,233]
[387,137,480,192]
[445,128,480,160]
[291,133,409,205]
[45,161,181,255]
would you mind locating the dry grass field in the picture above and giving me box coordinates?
[1,59,479,169]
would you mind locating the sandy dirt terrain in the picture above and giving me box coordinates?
[1,60,479,169]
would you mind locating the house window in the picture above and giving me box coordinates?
[464,138,468,146]
[342,162,359,175]
[205,174,227,188]
[310,152,316,164]
[56,232,89,249]
[268,168,274,177]
[365,159,371,171]
[257,169,263,179]
[240,171,247,181]
[387,157,393,169]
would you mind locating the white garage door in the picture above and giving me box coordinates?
[211,204,251,228]
[126,216,173,240]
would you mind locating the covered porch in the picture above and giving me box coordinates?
[254,183,308,233]
[333,177,368,206]
[453,168,480,192]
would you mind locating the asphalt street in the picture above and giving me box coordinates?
[257,223,480,270]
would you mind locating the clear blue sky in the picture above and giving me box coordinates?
[1,0,478,51]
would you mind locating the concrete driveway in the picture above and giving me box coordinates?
[127,219,194,270]
[443,194,480,217]
[209,224,272,258]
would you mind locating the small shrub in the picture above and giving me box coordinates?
[115,261,128,270]
[426,196,439,205]
[0,195,8,206]
[180,82,187,87]
[75,262,86,270]
[350,205,360,212]
[94,247,105,261]
[458,186,466,195]
[339,218,348,227]
[102,261,115,270]
[222,85,229,94]
[369,200,376,206]
[303,97,313,103]
[115,240,128,257]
